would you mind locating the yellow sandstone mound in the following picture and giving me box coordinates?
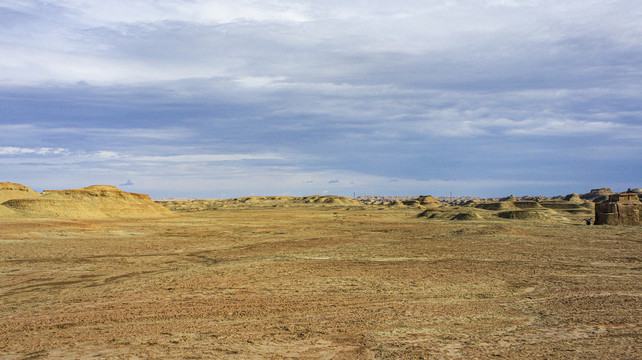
[418,195,441,207]
[388,199,405,207]
[475,202,518,211]
[496,209,569,222]
[2,185,171,219]
[301,195,362,205]
[451,211,483,220]
[0,182,41,203]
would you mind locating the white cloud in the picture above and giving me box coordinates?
[0,124,196,143]
[0,124,37,136]
[95,151,120,159]
[2,0,641,85]
[0,148,288,166]
[134,153,285,163]
[235,76,287,88]
[0,147,67,155]
[9,0,311,26]
[415,116,626,138]
[81,127,196,141]
[505,119,623,136]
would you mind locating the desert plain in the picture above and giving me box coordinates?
[1,185,641,359]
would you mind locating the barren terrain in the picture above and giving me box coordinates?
[1,203,641,359]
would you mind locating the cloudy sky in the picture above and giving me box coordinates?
[1,0,641,198]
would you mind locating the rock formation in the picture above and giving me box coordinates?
[0,182,40,203]
[2,184,171,219]
[594,193,641,226]
[580,188,614,203]
[563,193,583,203]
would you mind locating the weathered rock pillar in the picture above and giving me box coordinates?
[595,193,642,226]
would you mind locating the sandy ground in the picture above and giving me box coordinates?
[1,206,640,359]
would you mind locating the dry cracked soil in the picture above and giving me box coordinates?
[1,205,641,359]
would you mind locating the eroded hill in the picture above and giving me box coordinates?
[1,184,171,219]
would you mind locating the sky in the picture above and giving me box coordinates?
[1,0,641,198]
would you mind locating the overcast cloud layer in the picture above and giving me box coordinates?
[1,0,641,198]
